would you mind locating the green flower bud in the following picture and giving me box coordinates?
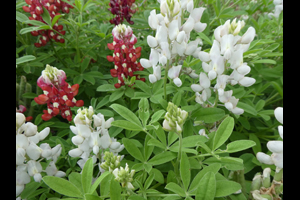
[262,168,271,188]
[251,173,262,191]
[163,102,188,134]
[100,151,121,172]
[112,163,135,190]
[273,168,283,182]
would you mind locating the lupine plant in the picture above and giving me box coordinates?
[16,0,283,199]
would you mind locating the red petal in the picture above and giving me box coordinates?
[107,43,114,50]
[53,107,60,115]
[75,100,84,107]
[26,116,33,122]
[65,100,74,107]
[22,6,30,12]
[34,97,46,105]
[114,83,121,88]
[71,84,79,91]
[110,69,118,77]
[42,113,52,121]
[107,55,114,62]
[135,47,142,53]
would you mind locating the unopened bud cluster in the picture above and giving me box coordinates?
[112,163,135,190]
[16,112,65,197]
[34,64,84,121]
[163,102,188,134]
[250,168,283,200]
[107,24,145,88]
[22,0,74,47]
[100,151,121,172]
[68,106,125,171]
[108,0,137,25]
[193,18,256,115]
[251,107,283,199]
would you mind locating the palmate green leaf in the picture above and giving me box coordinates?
[110,179,121,200]
[19,25,50,34]
[180,152,190,191]
[85,194,104,200]
[110,103,142,127]
[16,11,29,23]
[150,110,166,124]
[165,182,186,197]
[51,14,64,27]
[96,84,116,92]
[111,120,144,132]
[148,151,177,166]
[122,138,144,162]
[138,98,150,127]
[81,57,90,73]
[90,171,110,193]
[191,107,225,123]
[189,163,221,194]
[215,180,241,197]
[150,168,164,184]
[22,19,47,27]
[68,172,83,193]
[212,116,234,151]
[144,173,155,190]
[148,138,166,149]
[249,134,261,155]
[109,89,124,102]
[42,176,83,198]
[195,172,216,200]
[237,102,257,116]
[203,157,244,171]
[41,6,51,26]
[252,59,276,64]
[226,140,256,153]
[81,158,93,193]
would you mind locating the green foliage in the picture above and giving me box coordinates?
[16,0,283,199]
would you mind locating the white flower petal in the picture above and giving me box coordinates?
[267,141,283,153]
[256,152,274,165]
[274,107,283,124]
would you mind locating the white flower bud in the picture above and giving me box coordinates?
[140,59,152,69]
[239,77,256,87]
[68,148,83,157]
[16,113,26,130]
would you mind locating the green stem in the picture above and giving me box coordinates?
[187,94,196,102]
[164,60,170,101]
[143,130,157,141]
[49,39,68,68]
[213,90,219,107]
[174,131,183,185]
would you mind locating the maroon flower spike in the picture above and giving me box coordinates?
[22,0,74,47]
[108,0,137,25]
[34,64,84,121]
[107,24,145,88]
